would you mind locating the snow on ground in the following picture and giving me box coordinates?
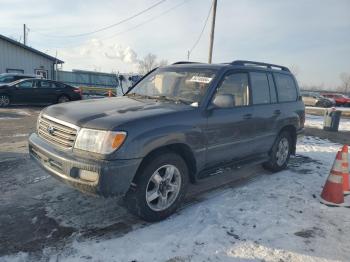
[305,106,350,112]
[305,114,350,131]
[3,137,350,262]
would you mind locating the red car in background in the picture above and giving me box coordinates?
[321,93,350,106]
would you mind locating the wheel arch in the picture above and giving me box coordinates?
[134,143,197,184]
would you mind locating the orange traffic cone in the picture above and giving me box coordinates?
[320,151,345,206]
[340,145,350,195]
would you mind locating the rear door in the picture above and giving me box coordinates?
[205,71,255,166]
[249,71,280,154]
[36,80,60,103]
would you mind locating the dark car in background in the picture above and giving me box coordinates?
[29,60,305,221]
[300,91,335,107]
[0,78,81,107]
[0,73,39,86]
[321,93,350,107]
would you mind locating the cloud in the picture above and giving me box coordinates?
[104,44,138,64]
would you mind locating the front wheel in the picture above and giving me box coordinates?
[125,152,189,222]
[263,131,292,172]
[0,95,10,107]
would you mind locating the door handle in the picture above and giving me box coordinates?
[274,110,281,115]
[243,113,252,119]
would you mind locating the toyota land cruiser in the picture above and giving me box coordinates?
[29,60,305,221]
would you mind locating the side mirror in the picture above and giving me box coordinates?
[211,94,235,108]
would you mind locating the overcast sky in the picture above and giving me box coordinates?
[0,0,349,88]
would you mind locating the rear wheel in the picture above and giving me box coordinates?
[0,95,10,107]
[125,152,189,222]
[58,95,70,103]
[263,131,292,172]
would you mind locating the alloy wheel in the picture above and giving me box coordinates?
[276,137,289,166]
[0,95,10,107]
[146,164,182,211]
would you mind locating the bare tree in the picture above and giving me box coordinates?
[339,72,350,94]
[138,53,168,74]
[158,59,168,67]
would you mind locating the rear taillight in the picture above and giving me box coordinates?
[74,88,82,96]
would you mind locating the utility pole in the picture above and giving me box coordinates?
[23,24,26,45]
[208,0,217,64]
[187,50,190,61]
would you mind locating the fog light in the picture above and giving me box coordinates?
[79,170,98,182]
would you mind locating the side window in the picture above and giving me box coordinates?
[250,72,270,105]
[52,82,64,88]
[267,73,277,103]
[274,73,297,102]
[17,80,33,89]
[215,73,249,107]
[39,81,52,88]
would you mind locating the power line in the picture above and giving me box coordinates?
[30,0,191,50]
[101,0,191,41]
[32,0,167,38]
[187,1,213,60]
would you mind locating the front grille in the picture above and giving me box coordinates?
[38,115,78,149]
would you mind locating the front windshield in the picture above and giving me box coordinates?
[127,68,217,105]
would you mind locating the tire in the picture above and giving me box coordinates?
[125,152,189,222]
[57,95,70,103]
[0,95,10,107]
[263,131,292,172]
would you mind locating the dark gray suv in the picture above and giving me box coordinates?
[28,60,305,221]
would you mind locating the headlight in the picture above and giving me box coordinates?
[74,128,127,154]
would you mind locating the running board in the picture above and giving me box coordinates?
[198,155,269,179]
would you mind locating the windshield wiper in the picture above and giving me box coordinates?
[153,95,192,105]
[126,93,193,105]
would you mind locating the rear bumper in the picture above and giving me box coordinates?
[28,133,142,197]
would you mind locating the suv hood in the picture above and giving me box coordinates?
[43,96,193,130]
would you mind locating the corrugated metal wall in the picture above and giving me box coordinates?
[57,70,118,88]
[0,38,54,79]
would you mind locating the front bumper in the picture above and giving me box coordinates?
[28,133,142,197]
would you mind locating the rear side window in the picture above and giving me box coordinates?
[40,81,52,88]
[274,73,297,102]
[250,72,270,105]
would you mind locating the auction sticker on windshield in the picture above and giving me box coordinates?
[189,76,213,84]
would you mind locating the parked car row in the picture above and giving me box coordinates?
[300,91,350,107]
[321,93,350,107]
[0,77,82,107]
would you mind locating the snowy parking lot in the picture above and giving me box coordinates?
[1,107,350,262]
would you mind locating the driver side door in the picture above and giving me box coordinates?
[204,71,255,167]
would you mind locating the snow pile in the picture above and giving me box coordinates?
[3,137,350,262]
[305,114,350,131]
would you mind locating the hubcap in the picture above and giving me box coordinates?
[0,96,9,107]
[276,137,289,166]
[59,97,69,103]
[146,164,182,211]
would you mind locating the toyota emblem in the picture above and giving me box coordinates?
[47,126,55,135]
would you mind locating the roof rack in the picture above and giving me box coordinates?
[172,61,202,65]
[231,60,290,72]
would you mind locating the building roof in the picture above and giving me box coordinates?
[0,34,64,64]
